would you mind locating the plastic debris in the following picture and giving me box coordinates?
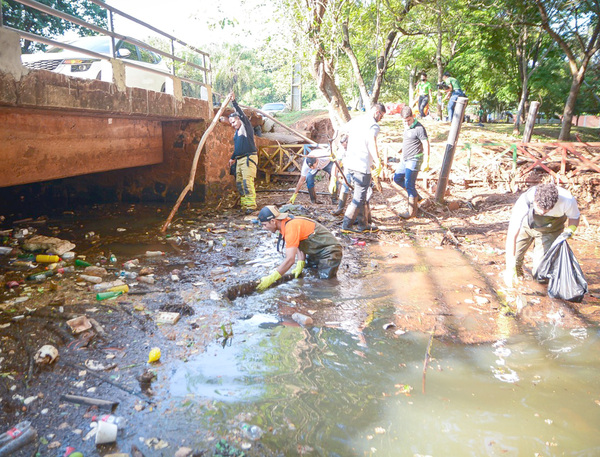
[148,347,161,363]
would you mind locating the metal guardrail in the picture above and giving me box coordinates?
[1,0,211,94]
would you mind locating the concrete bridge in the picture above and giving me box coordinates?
[0,28,251,211]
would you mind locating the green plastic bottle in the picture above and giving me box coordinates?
[75,259,92,267]
[96,291,123,301]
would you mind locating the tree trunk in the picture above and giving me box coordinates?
[435,12,444,121]
[513,76,528,135]
[559,70,585,141]
[310,55,351,129]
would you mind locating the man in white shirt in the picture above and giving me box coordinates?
[341,103,386,233]
[504,183,580,287]
[288,146,335,204]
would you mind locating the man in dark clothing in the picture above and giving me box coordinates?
[393,105,430,219]
[227,91,259,213]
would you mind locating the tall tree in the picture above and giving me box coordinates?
[535,0,600,140]
[2,0,107,53]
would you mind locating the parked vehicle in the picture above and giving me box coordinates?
[260,102,289,115]
[21,35,170,93]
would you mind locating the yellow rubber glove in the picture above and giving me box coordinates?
[422,162,430,172]
[563,224,577,238]
[289,193,298,204]
[291,260,305,279]
[503,266,520,288]
[256,270,282,291]
[328,178,337,194]
[372,162,383,178]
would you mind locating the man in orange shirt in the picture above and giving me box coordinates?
[256,205,343,291]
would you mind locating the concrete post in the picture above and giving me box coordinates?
[109,58,126,92]
[522,101,540,143]
[435,96,468,203]
[0,28,29,80]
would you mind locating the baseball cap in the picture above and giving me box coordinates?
[257,205,289,223]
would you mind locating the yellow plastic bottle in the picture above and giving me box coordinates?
[107,284,129,294]
[36,254,60,263]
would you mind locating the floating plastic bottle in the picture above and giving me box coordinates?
[107,284,129,294]
[118,270,138,280]
[145,251,164,257]
[109,254,117,263]
[96,291,123,301]
[292,312,313,326]
[0,420,37,456]
[74,259,92,268]
[35,254,60,263]
[240,423,263,441]
[80,274,103,284]
[0,246,12,255]
[26,270,56,281]
[92,414,126,429]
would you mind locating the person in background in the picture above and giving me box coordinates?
[442,71,466,122]
[504,183,580,288]
[415,72,433,118]
[256,205,343,291]
[393,105,430,219]
[340,103,386,233]
[226,91,258,214]
[289,145,336,205]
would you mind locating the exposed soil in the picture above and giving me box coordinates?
[0,115,599,457]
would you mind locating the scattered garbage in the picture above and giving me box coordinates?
[145,251,165,257]
[148,347,161,363]
[292,312,313,326]
[92,414,126,429]
[34,345,59,364]
[96,291,123,301]
[155,312,181,325]
[66,316,93,334]
[95,420,118,445]
[0,420,38,457]
[80,274,103,284]
[241,423,263,441]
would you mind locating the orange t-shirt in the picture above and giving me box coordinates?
[280,218,315,248]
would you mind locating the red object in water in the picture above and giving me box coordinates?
[64,447,76,456]
[6,281,20,289]
[357,241,366,246]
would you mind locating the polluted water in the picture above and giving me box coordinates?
[1,203,599,456]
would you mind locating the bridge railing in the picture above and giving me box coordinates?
[1,0,211,99]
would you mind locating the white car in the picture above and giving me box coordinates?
[21,35,170,93]
[260,102,289,115]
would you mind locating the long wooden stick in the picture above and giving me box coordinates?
[422,324,436,394]
[240,104,317,145]
[161,94,233,233]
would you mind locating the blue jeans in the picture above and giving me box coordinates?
[448,90,465,121]
[393,159,420,198]
[306,161,333,189]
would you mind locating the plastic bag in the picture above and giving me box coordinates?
[534,233,588,303]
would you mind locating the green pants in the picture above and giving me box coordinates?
[299,221,343,279]
[236,155,258,210]
[515,211,566,277]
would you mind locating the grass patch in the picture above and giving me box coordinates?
[275,109,328,126]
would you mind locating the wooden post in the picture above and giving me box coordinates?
[435,96,468,204]
[522,101,540,143]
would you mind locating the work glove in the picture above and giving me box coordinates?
[503,265,521,289]
[422,162,430,172]
[288,193,298,204]
[328,178,337,194]
[256,270,282,291]
[372,162,383,178]
[291,260,305,279]
[562,224,577,239]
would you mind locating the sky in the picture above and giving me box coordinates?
[106,0,277,49]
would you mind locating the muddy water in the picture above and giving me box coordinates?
[158,245,600,456]
[2,203,599,456]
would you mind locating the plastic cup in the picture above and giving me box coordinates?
[95,421,118,445]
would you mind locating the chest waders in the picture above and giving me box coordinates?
[514,205,567,277]
[281,217,342,279]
